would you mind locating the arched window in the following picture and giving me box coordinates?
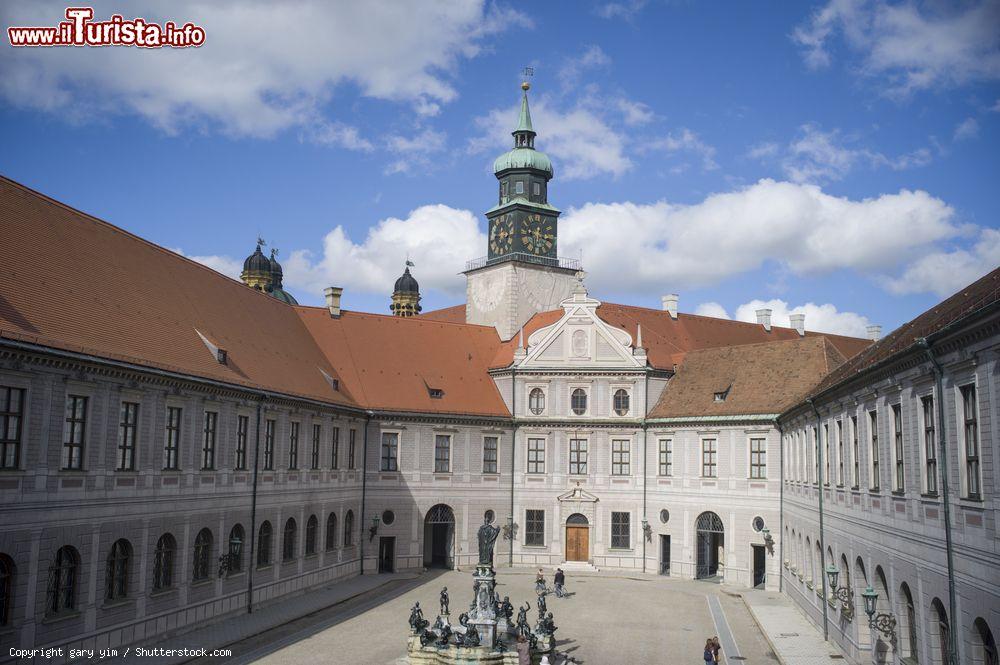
[571,389,587,416]
[47,546,79,615]
[104,539,131,601]
[932,598,950,665]
[974,618,997,665]
[0,554,14,626]
[325,513,338,551]
[228,524,245,573]
[344,510,355,547]
[899,583,918,662]
[305,515,318,556]
[282,518,297,561]
[805,537,812,583]
[257,521,272,567]
[613,389,630,416]
[528,388,545,416]
[192,529,212,581]
[152,534,175,590]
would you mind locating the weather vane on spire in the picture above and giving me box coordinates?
[521,66,533,91]
[257,236,266,249]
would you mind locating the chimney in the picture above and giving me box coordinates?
[756,308,772,332]
[789,313,805,336]
[662,294,679,319]
[866,325,882,341]
[324,286,343,318]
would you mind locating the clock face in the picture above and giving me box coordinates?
[489,213,514,256]
[520,213,555,255]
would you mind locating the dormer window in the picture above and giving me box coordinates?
[714,385,731,402]
[216,349,228,365]
[429,388,444,399]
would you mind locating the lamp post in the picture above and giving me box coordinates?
[368,514,381,542]
[825,564,855,620]
[218,533,243,578]
[861,585,896,641]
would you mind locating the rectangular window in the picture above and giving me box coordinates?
[434,434,451,473]
[611,439,630,476]
[331,426,340,469]
[750,438,766,479]
[62,395,87,470]
[921,396,937,495]
[310,424,320,470]
[813,427,819,485]
[961,385,980,499]
[117,402,138,471]
[201,411,217,470]
[164,406,181,470]
[611,511,630,549]
[569,438,588,475]
[532,182,540,196]
[658,439,672,477]
[0,387,24,469]
[515,180,524,195]
[483,436,498,474]
[701,439,717,478]
[235,415,248,470]
[823,423,831,486]
[869,410,880,491]
[527,438,545,474]
[836,421,845,486]
[348,429,356,469]
[851,415,860,489]
[525,509,544,546]
[892,404,904,492]
[288,422,299,470]
[264,418,275,470]
[381,432,399,471]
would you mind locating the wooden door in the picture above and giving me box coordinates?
[565,526,589,561]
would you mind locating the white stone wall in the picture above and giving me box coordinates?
[465,262,578,340]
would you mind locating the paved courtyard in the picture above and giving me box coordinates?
[204,568,781,665]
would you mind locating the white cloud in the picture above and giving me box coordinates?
[283,204,483,298]
[646,128,719,171]
[0,0,528,139]
[881,228,1000,297]
[953,117,980,141]
[560,178,960,294]
[792,0,1000,97]
[172,249,242,280]
[382,128,447,174]
[694,302,731,319]
[616,98,654,126]
[746,142,780,160]
[780,123,931,183]
[595,0,648,20]
[469,97,633,180]
[559,45,612,90]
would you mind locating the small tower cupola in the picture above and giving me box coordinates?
[267,249,298,305]
[241,239,273,292]
[390,262,422,317]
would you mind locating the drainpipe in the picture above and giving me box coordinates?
[509,367,517,568]
[807,399,829,641]
[641,370,649,574]
[777,421,784,593]
[247,398,263,614]
[360,411,373,575]
[918,338,958,665]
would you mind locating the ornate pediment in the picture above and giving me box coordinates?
[557,486,599,503]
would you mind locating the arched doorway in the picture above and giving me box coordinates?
[565,513,589,562]
[423,504,455,568]
[695,511,724,580]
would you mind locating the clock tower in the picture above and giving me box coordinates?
[464,79,580,340]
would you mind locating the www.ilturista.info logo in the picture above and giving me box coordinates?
[7,7,206,48]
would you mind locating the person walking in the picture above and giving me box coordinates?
[516,634,531,665]
[535,568,546,594]
[554,568,566,597]
[703,639,714,663]
[711,636,721,663]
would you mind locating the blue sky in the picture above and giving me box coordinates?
[1,0,998,337]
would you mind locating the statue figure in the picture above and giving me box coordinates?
[537,592,547,617]
[409,602,428,634]
[436,622,453,647]
[419,629,435,647]
[458,612,469,628]
[462,625,481,647]
[477,513,502,567]
[541,612,557,637]
[516,603,531,637]
[440,587,450,615]
[501,596,514,622]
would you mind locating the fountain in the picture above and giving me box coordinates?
[405,514,557,664]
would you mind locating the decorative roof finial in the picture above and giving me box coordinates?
[521,66,533,91]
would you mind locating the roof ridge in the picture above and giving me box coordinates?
[0,175,296,308]
[297,305,500,331]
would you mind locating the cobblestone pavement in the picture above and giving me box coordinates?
[195,568,784,665]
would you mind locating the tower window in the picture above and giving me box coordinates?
[532,182,540,196]
[515,181,524,195]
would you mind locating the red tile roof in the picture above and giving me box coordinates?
[418,304,467,323]
[649,336,847,418]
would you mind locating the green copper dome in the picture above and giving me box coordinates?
[493,147,553,176]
